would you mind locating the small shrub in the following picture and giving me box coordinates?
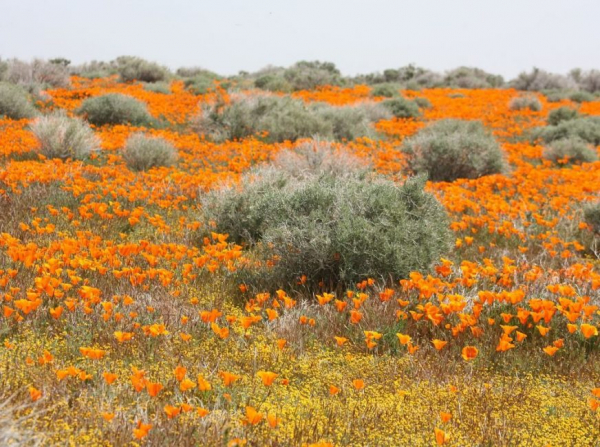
[534,117,600,145]
[115,56,170,83]
[122,133,178,171]
[509,95,542,111]
[0,83,38,119]
[381,97,421,118]
[30,112,99,160]
[371,83,401,98]
[184,70,223,94]
[542,137,598,165]
[547,107,580,126]
[569,91,595,103]
[413,97,432,109]
[142,82,171,94]
[193,94,384,143]
[202,168,451,290]
[283,61,343,90]
[400,119,507,182]
[76,93,153,126]
[254,75,292,92]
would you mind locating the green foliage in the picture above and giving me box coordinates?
[254,74,292,92]
[122,133,178,171]
[400,119,507,182]
[543,137,598,165]
[193,94,385,143]
[142,82,171,94]
[413,97,432,109]
[509,95,542,111]
[547,107,580,126]
[202,159,451,290]
[115,56,170,83]
[370,83,401,98]
[283,60,343,90]
[30,112,99,160]
[569,91,595,103]
[0,83,38,119]
[533,117,600,146]
[183,70,223,94]
[76,93,153,126]
[381,97,421,118]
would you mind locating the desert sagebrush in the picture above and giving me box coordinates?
[400,119,507,181]
[30,112,99,160]
[76,93,153,126]
[122,133,178,171]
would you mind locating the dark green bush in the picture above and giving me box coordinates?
[547,107,580,126]
[76,93,153,126]
[400,119,507,182]
[183,70,224,94]
[0,83,38,119]
[533,117,600,146]
[202,165,451,290]
[381,97,421,118]
[115,56,170,83]
[123,133,178,171]
[543,138,598,165]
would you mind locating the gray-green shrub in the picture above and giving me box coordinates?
[381,97,421,118]
[192,94,386,143]
[122,133,178,171]
[371,83,401,98]
[413,97,432,109]
[444,67,504,89]
[533,117,600,146]
[509,95,542,111]
[543,138,598,165]
[254,74,292,93]
[0,83,38,119]
[400,119,507,182]
[30,112,99,160]
[547,107,580,126]
[115,56,170,83]
[76,93,153,126]
[283,61,343,90]
[569,91,595,103]
[202,169,450,290]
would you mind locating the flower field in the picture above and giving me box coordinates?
[1,75,600,446]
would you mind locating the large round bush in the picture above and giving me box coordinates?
[76,94,153,126]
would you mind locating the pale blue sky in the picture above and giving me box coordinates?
[1,0,599,78]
